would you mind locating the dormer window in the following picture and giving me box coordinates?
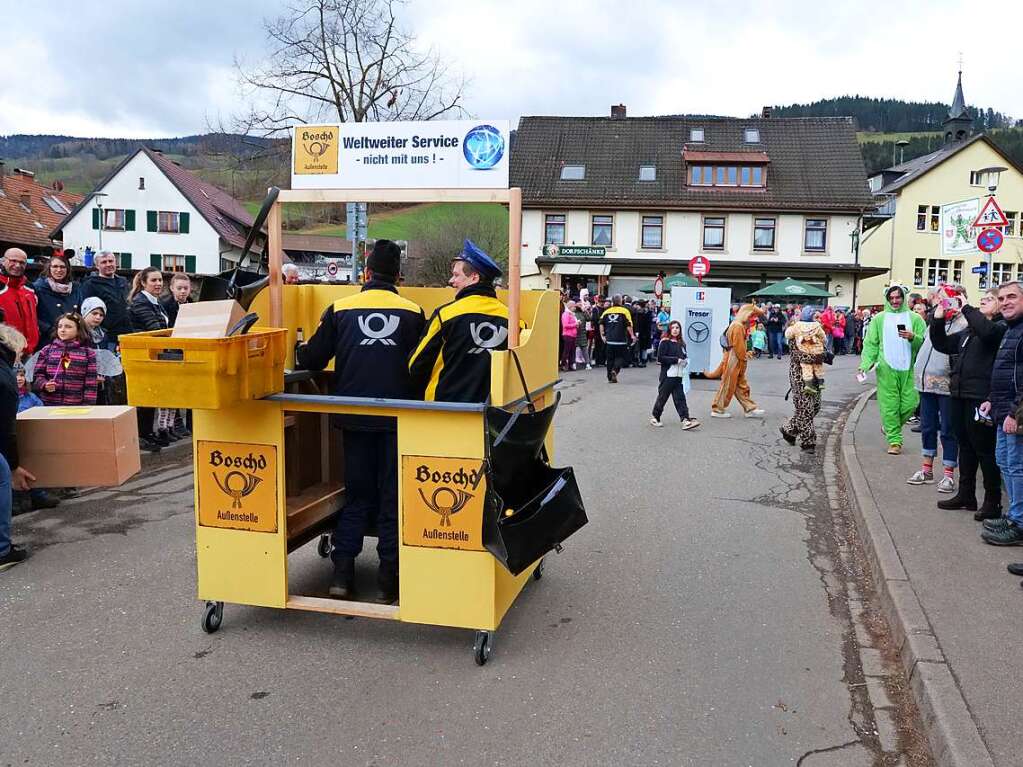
[689,128,705,143]
[638,165,656,181]
[744,128,760,143]
[560,165,585,181]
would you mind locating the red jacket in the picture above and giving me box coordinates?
[0,272,39,353]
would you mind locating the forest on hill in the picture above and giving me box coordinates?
[770,95,1016,133]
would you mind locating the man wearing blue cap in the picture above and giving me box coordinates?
[409,239,515,402]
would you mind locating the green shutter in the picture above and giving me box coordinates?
[147,211,158,232]
[92,208,100,229]
[150,254,162,268]
[185,255,196,274]
[120,253,132,269]
[179,212,190,234]
[124,209,135,231]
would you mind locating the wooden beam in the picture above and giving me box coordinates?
[277,188,512,204]
[507,187,522,347]
[267,200,284,328]
[286,595,399,620]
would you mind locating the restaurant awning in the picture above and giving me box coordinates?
[551,263,613,276]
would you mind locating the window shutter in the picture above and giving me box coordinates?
[120,253,132,269]
[124,209,136,231]
[179,212,190,234]
[150,254,162,268]
[185,255,196,274]
[147,211,158,232]
[92,208,100,229]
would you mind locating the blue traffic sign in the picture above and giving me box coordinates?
[972,263,988,274]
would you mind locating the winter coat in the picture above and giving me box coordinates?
[0,271,40,353]
[32,276,82,341]
[656,338,687,376]
[79,273,131,343]
[573,309,588,347]
[987,316,1023,423]
[913,314,967,395]
[129,292,169,333]
[17,390,43,412]
[0,345,21,471]
[32,338,98,406]
[560,309,579,338]
[162,295,191,328]
[930,307,1004,401]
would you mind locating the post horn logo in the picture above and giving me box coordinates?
[213,471,263,509]
[418,487,474,527]
[304,140,330,159]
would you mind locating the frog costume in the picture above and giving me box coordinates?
[859,285,927,449]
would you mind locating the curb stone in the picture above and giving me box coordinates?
[837,388,995,767]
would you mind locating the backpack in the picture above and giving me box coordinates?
[720,331,732,350]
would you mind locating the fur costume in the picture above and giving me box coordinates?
[859,285,926,447]
[706,303,766,414]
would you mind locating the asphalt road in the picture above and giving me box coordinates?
[2,353,923,766]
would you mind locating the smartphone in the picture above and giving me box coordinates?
[975,407,993,426]
[897,323,906,332]
[856,370,867,384]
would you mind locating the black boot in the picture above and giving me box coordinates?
[974,496,1003,521]
[329,557,356,599]
[377,562,399,604]
[937,490,977,511]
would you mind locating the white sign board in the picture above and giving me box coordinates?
[291,120,510,190]
[940,198,979,257]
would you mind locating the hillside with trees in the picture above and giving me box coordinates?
[769,95,1015,133]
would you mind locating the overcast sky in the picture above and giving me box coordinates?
[1,0,1017,139]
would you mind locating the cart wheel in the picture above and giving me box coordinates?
[473,630,493,666]
[201,601,224,634]
[533,558,545,581]
[317,534,332,558]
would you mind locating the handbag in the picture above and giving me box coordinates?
[482,351,588,575]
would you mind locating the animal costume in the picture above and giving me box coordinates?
[787,307,827,392]
[706,303,766,414]
[859,285,926,447]
[782,349,823,449]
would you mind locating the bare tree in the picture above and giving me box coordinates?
[407,206,508,286]
[235,0,467,136]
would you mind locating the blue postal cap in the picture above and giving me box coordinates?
[454,239,501,280]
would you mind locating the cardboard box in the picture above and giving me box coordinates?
[172,300,246,339]
[16,406,141,487]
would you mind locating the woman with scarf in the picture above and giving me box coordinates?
[33,254,81,342]
[781,306,827,451]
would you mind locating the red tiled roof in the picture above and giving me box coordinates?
[0,170,82,250]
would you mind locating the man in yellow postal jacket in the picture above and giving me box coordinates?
[296,240,425,604]
[409,240,517,403]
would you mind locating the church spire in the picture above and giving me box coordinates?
[948,70,967,119]
[942,68,972,144]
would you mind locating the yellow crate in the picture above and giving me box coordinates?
[120,328,287,410]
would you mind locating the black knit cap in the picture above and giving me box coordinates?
[367,239,402,280]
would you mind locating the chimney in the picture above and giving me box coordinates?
[611,104,627,119]
[761,106,772,119]
[13,168,35,178]
[20,193,31,211]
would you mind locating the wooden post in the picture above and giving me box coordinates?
[267,200,284,328]
[507,187,522,347]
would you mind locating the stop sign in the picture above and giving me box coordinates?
[689,256,710,278]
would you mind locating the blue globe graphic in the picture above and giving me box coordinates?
[463,124,504,170]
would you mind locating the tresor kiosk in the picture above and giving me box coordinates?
[669,286,731,374]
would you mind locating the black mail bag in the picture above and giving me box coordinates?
[482,353,587,575]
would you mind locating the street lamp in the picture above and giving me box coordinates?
[975,166,1008,286]
[93,192,109,253]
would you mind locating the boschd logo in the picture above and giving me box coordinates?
[469,322,508,353]
[419,487,474,527]
[462,124,504,170]
[213,471,262,509]
[301,128,334,160]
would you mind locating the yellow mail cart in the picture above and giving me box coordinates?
[121,186,562,665]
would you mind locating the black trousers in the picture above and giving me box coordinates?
[605,344,629,380]
[948,397,1001,503]
[592,336,606,366]
[652,373,690,420]
[333,428,398,566]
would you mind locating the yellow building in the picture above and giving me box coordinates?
[860,75,1023,304]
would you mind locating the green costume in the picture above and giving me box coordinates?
[859,286,926,446]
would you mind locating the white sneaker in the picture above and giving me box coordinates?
[586,365,592,370]
[649,417,664,427]
[711,411,731,418]
[744,408,766,418]
[681,418,700,430]
[936,476,956,493]
[906,470,934,485]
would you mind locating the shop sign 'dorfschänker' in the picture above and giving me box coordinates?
[402,456,486,551]
[197,441,279,533]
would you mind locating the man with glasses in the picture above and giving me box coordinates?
[79,251,132,345]
[0,248,40,353]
